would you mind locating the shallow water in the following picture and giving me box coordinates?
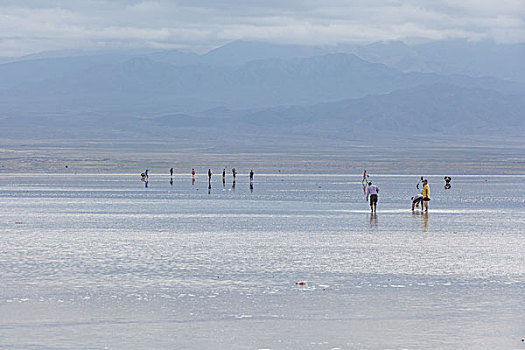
[1,174,524,349]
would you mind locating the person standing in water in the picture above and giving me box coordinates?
[444,176,451,190]
[422,179,430,212]
[145,169,149,179]
[411,193,423,211]
[365,181,379,212]
[222,168,226,183]
[170,168,173,177]
[249,169,254,182]
[208,169,212,184]
[232,168,237,181]
[362,170,369,194]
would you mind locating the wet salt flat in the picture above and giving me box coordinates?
[1,173,524,349]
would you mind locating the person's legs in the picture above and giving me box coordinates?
[371,194,377,212]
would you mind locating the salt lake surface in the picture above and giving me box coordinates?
[1,173,524,349]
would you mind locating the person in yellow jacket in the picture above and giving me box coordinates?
[422,179,430,212]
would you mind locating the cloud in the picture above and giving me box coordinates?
[0,0,524,56]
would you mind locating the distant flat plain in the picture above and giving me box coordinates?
[1,135,523,175]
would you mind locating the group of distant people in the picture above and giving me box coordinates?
[363,171,452,213]
[141,167,256,191]
[146,167,255,184]
[205,168,254,184]
[146,168,451,212]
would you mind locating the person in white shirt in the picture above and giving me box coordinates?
[365,182,379,212]
[411,193,423,211]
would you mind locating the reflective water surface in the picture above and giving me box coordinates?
[1,174,524,349]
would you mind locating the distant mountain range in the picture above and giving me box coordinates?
[0,39,523,143]
[138,83,524,137]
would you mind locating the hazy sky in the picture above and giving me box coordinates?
[1,0,524,56]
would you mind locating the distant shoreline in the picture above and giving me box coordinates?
[1,138,524,175]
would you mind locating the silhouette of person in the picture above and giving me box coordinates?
[444,176,452,190]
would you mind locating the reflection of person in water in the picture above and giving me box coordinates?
[170,177,173,186]
[412,211,430,231]
[422,212,429,231]
[444,176,451,190]
[369,212,378,229]
[250,182,253,193]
